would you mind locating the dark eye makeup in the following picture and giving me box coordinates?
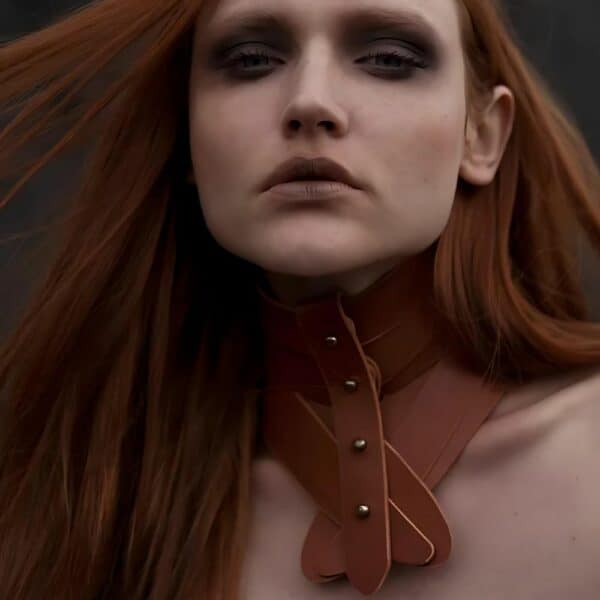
[220,45,430,80]
[200,7,443,81]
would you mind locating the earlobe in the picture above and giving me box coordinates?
[459,85,515,186]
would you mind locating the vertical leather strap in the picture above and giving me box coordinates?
[296,297,391,595]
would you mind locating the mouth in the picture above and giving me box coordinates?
[265,179,359,200]
[262,156,363,192]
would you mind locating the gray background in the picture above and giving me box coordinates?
[1,1,599,341]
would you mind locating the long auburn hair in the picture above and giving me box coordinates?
[0,0,598,598]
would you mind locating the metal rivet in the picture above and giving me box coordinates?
[352,438,367,452]
[356,504,371,519]
[325,335,338,346]
[343,378,359,392]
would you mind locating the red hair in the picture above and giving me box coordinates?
[0,0,598,598]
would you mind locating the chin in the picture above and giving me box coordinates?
[250,244,368,276]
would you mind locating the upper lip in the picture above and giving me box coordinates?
[261,156,362,191]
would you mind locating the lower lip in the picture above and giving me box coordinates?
[266,180,359,200]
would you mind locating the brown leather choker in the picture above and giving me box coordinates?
[255,252,513,595]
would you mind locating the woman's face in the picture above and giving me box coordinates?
[188,0,468,287]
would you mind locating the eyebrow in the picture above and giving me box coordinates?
[205,6,445,56]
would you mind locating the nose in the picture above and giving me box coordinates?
[280,44,349,139]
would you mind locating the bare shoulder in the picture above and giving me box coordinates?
[433,366,600,600]
[533,365,600,456]
[544,364,600,422]
[472,363,600,462]
[489,363,600,422]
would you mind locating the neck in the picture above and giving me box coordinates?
[258,248,436,307]
[255,245,456,401]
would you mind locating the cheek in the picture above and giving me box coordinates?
[373,94,465,201]
[417,109,465,174]
[392,98,464,175]
[372,98,465,246]
[189,90,271,198]
[188,90,271,239]
[411,109,465,214]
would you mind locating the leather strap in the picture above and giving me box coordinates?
[255,250,512,595]
[261,356,509,594]
[296,298,392,593]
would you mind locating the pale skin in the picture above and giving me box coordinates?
[187,6,600,597]
[188,0,515,306]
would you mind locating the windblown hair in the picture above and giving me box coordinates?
[0,0,598,598]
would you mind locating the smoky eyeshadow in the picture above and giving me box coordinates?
[347,23,442,63]
[206,30,291,65]
[201,8,444,68]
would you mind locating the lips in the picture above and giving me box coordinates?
[261,156,362,191]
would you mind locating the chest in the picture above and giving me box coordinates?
[240,403,599,600]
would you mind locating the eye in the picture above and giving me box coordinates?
[357,49,428,76]
[224,48,281,76]
[222,47,428,79]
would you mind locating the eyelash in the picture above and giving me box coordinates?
[223,48,428,79]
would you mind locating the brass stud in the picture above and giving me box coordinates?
[343,378,359,392]
[352,438,368,452]
[325,335,338,346]
[356,504,371,519]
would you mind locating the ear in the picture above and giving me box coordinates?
[459,85,515,186]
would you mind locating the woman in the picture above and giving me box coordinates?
[0,0,599,598]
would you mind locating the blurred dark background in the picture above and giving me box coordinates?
[0,0,599,341]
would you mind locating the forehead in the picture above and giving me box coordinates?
[201,0,461,47]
